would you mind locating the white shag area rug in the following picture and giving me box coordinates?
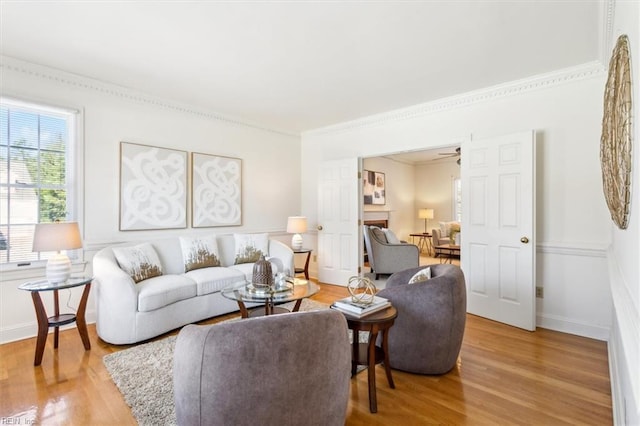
[104,298,366,425]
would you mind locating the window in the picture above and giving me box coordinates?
[0,98,78,266]
[453,178,462,222]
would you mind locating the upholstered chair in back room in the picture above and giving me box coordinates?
[363,225,420,279]
[173,309,351,426]
[377,264,467,375]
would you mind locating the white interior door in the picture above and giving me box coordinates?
[461,130,536,331]
[317,158,360,285]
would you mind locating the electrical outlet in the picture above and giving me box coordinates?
[313,255,317,262]
[536,287,543,298]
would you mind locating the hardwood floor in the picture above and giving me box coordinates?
[0,283,612,425]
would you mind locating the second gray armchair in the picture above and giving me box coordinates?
[363,225,420,279]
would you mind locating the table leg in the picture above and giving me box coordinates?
[30,292,49,366]
[368,330,379,413]
[76,283,92,350]
[303,251,311,280]
[351,330,359,377]
[53,289,60,349]
[381,327,395,388]
[237,301,249,318]
[292,299,303,312]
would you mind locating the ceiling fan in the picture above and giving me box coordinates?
[437,147,461,165]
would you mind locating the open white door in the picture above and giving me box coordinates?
[317,158,360,285]
[461,130,536,331]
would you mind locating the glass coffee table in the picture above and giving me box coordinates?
[221,278,320,318]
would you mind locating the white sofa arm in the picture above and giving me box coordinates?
[93,247,139,344]
[268,240,295,277]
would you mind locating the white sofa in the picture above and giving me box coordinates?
[92,234,294,344]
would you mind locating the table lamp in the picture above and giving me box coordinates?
[32,222,83,283]
[418,208,434,234]
[286,216,307,251]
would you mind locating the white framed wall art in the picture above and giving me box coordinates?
[119,142,187,230]
[192,152,242,227]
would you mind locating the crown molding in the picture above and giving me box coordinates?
[0,55,297,138]
[304,61,606,137]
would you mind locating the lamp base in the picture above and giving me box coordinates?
[291,234,303,251]
[46,253,71,283]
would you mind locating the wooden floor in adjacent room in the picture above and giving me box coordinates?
[0,283,612,425]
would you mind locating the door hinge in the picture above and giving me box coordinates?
[358,171,362,179]
[358,266,361,273]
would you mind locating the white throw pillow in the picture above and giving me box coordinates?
[382,228,401,244]
[233,233,269,264]
[180,236,221,272]
[112,243,163,283]
[439,222,450,237]
[408,267,431,284]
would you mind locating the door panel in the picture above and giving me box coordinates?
[317,159,359,285]
[462,130,536,331]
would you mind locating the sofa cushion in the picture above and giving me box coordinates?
[409,267,431,284]
[137,274,197,312]
[184,267,245,296]
[112,243,163,283]
[180,236,221,272]
[233,233,269,264]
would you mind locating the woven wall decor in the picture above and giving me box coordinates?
[600,34,634,229]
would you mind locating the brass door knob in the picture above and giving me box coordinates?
[317,225,323,231]
[520,237,529,244]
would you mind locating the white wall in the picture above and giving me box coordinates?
[362,156,415,241]
[606,2,640,424]
[0,57,301,343]
[415,159,460,230]
[301,65,613,342]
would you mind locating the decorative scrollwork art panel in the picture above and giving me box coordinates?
[119,142,187,231]
[600,34,633,230]
[192,153,242,227]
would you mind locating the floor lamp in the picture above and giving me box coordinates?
[418,209,434,234]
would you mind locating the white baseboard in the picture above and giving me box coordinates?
[0,310,96,345]
[536,313,610,341]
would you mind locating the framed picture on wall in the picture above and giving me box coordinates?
[119,142,187,230]
[192,152,242,227]
[363,169,385,205]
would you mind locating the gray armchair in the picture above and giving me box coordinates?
[377,264,466,374]
[173,310,351,426]
[431,227,451,257]
[363,225,419,279]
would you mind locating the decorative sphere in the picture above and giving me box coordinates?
[347,276,377,305]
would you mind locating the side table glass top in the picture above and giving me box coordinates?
[222,279,319,304]
[19,276,93,292]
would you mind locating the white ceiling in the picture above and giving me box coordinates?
[0,1,603,135]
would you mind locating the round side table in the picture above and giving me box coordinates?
[341,305,397,413]
[19,276,93,366]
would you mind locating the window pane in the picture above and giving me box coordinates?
[10,147,37,185]
[40,150,66,185]
[9,186,38,224]
[9,110,38,149]
[0,145,7,185]
[9,224,38,263]
[39,189,67,222]
[39,115,67,152]
[0,225,7,263]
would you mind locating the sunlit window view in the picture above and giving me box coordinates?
[0,100,74,265]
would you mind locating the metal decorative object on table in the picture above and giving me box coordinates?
[347,276,377,305]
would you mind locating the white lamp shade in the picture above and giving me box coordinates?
[286,216,308,234]
[418,209,434,220]
[32,222,83,283]
[33,222,83,252]
[287,216,307,250]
